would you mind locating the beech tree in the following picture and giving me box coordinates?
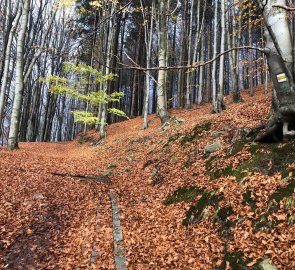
[257,0,295,141]
[7,0,30,150]
[0,0,284,145]
[157,0,170,124]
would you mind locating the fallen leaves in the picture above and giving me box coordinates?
[0,88,294,269]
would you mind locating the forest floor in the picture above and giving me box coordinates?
[0,87,294,270]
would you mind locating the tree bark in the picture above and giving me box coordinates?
[8,0,30,150]
[256,0,295,141]
[157,0,170,124]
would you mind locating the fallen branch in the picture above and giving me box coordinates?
[52,172,111,184]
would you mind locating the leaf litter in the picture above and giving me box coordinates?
[0,87,294,269]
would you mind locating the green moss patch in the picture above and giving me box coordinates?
[163,133,181,148]
[207,141,295,181]
[164,186,204,205]
[180,121,211,146]
[183,190,222,226]
[213,250,260,270]
[243,188,257,212]
[254,178,295,230]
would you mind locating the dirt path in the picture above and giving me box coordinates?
[0,142,116,269]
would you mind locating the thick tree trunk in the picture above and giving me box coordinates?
[257,0,295,141]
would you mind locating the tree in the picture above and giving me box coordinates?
[41,62,127,132]
[8,0,30,150]
[157,0,170,124]
[256,0,295,141]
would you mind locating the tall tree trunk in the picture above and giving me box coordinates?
[228,0,241,103]
[256,0,295,141]
[0,5,22,123]
[185,0,195,109]
[8,0,30,150]
[157,0,170,124]
[142,0,155,129]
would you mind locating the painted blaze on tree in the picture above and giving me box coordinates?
[257,0,295,141]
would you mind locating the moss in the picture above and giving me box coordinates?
[208,141,295,182]
[164,186,204,205]
[180,121,211,146]
[215,207,235,240]
[208,165,248,182]
[107,163,117,169]
[254,179,295,230]
[243,188,257,211]
[216,207,234,222]
[183,159,194,169]
[163,133,181,148]
[228,140,247,157]
[183,190,222,225]
[249,144,260,154]
[265,142,295,177]
[214,250,261,270]
[269,179,295,203]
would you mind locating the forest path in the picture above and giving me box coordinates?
[0,142,116,269]
[1,90,293,270]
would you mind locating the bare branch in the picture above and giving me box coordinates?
[120,46,265,71]
[272,4,295,11]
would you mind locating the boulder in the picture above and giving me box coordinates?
[259,259,278,270]
[205,142,222,154]
[212,131,225,139]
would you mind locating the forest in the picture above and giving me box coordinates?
[0,0,294,269]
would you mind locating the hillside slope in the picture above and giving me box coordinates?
[1,89,294,269]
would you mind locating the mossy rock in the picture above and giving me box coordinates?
[164,186,204,205]
[213,250,261,270]
[254,178,295,230]
[183,190,222,225]
[180,121,211,146]
[207,164,250,182]
[163,133,181,148]
[259,259,278,270]
[207,141,295,181]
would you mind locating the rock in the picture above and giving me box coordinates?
[259,259,278,270]
[33,194,45,200]
[231,128,251,144]
[204,142,222,154]
[212,131,225,139]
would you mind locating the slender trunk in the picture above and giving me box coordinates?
[8,0,30,150]
[213,0,226,113]
[185,0,195,109]
[212,0,218,111]
[157,0,170,124]
[0,6,22,122]
[248,15,254,96]
[143,0,155,129]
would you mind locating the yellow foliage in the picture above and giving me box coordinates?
[59,0,75,7]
